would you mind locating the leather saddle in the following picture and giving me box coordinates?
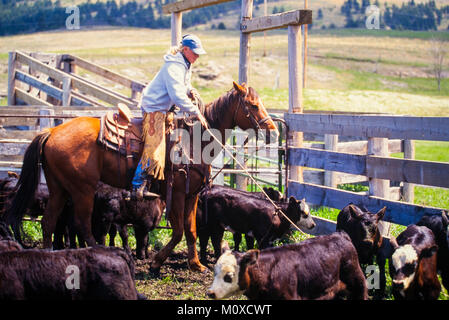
[97,103,143,160]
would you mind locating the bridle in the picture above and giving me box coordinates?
[233,91,271,131]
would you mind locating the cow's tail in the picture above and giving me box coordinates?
[4,130,51,244]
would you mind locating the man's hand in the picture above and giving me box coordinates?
[189,88,201,101]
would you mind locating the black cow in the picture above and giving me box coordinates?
[207,232,368,300]
[0,172,48,221]
[197,186,284,256]
[0,245,145,300]
[197,185,316,264]
[110,193,165,259]
[62,183,164,259]
[336,203,387,298]
[417,211,449,291]
[0,173,70,248]
[389,224,440,300]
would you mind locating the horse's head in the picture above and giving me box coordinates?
[232,81,279,142]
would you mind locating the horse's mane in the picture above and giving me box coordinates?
[203,88,238,129]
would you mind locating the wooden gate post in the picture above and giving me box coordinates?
[239,0,252,84]
[288,25,304,183]
[324,134,338,188]
[236,0,253,191]
[368,137,391,236]
[403,139,415,203]
[171,12,182,47]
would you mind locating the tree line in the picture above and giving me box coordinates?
[0,0,239,36]
[339,0,449,30]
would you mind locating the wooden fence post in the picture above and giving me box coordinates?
[403,139,415,203]
[239,0,252,85]
[171,12,182,47]
[8,52,16,105]
[368,137,391,236]
[237,0,253,191]
[288,25,304,183]
[38,108,54,183]
[62,76,71,107]
[324,134,338,188]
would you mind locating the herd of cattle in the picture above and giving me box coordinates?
[0,171,448,300]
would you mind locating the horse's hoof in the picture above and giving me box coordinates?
[189,262,208,273]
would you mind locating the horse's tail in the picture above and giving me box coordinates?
[4,130,51,244]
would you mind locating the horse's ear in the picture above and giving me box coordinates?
[233,81,247,96]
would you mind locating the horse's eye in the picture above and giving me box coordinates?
[251,104,259,110]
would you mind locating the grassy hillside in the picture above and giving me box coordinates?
[0,27,448,112]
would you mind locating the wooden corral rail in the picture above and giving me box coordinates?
[240,9,312,33]
[285,112,449,235]
[162,0,234,14]
[8,51,145,108]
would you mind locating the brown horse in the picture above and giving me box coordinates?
[5,81,278,273]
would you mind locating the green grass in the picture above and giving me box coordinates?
[415,141,449,162]
[415,186,449,209]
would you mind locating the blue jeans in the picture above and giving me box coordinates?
[132,159,150,189]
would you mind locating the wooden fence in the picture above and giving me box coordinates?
[285,112,449,236]
[8,51,145,108]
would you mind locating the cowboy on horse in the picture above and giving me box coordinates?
[131,34,209,200]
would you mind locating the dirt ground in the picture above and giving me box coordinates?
[134,249,246,300]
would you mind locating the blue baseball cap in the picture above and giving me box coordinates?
[182,34,207,55]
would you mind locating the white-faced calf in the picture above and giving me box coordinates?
[207,232,368,300]
[389,224,440,300]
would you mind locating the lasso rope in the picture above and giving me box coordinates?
[203,126,307,236]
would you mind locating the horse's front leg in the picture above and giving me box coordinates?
[150,190,185,273]
[184,194,206,273]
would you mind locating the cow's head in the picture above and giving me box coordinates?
[338,204,386,263]
[262,187,284,202]
[389,237,437,296]
[286,196,316,230]
[207,242,258,299]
